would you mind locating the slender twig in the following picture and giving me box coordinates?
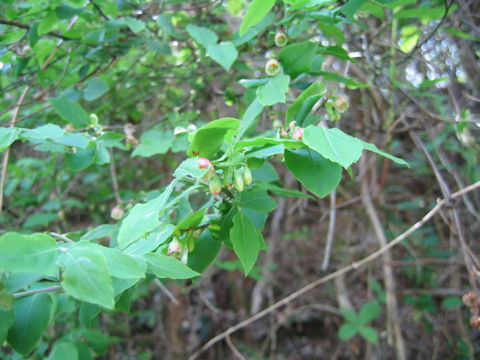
[226,335,247,360]
[188,180,480,360]
[361,162,406,360]
[13,285,62,299]
[397,0,455,65]
[0,19,74,41]
[322,189,336,270]
[89,0,110,20]
[154,279,179,306]
[0,85,31,216]
[109,148,121,204]
[49,232,75,244]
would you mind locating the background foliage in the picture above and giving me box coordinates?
[1,0,480,359]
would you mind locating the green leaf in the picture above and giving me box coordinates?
[303,126,363,169]
[443,27,480,42]
[24,212,58,229]
[241,208,269,233]
[279,41,318,78]
[0,233,59,276]
[79,302,100,328]
[49,98,90,128]
[0,128,20,151]
[235,137,303,150]
[0,309,14,345]
[123,224,175,255]
[0,289,13,311]
[38,11,58,36]
[318,45,356,62]
[55,133,90,149]
[256,182,314,199]
[48,342,79,360]
[286,81,326,126]
[143,253,200,279]
[132,129,173,157]
[124,17,146,33]
[207,42,238,71]
[65,143,96,171]
[239,0,276,36]
[187,118,240,158]
[238,189,277,213]
[358,301,380,324]
[186,24,218,48]
[238,98,264,138]
[83,78,109,101]
[175,209,206,231]
[394,5,457,21]
[188,229,221,273]
[256,75,290,106]
[316,71,369,89]
[441,296,462,310]
[359,139,409,167]
[341,0,367,18]
[7,293,53,356]
[55,4,83,19]
[338,323,358,340]
[22,123,65,140]
[80,243,145,279]
[230,211,261,275]
[117,181,176,248]
[251,161,279,182]
[80,224,116,242]
[58,246,115,309]
[285,148,342,198]
[358,325,378,344]
[210,206,237,244]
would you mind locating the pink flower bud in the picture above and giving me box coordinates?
[292,128,303,140]
[167,239,184,257]
[198,157,212,169]
[280,128,289,138]
[110,206,124,220]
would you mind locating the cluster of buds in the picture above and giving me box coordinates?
[197,157,253,196]
[325,95,349,121]
[280,121,304,141]
[167,230,196,263]
[463,291,480,329]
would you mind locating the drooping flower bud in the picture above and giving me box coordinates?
[110,206,125,220]
[234,169,244,192]
[242,166,253,186]
[167,239,184,257]
[272,119,283,129]
[265,59,281,76]
[209,175,222,196]
[292,127,303,140]
[274,31,288,47]
[280,128,289,138]
[288,121,296,132]
[90,113,99,126]
[334,97,349,113]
